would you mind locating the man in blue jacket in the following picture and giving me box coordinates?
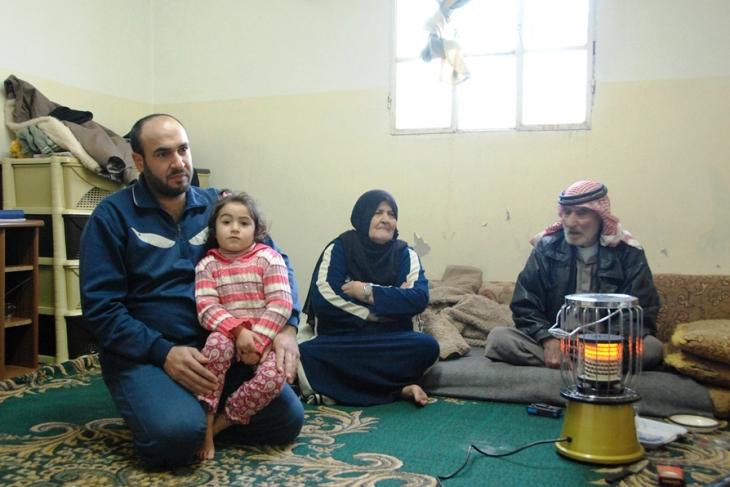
[80,114,303,466]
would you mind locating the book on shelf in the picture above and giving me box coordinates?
[0,209,26,222]
[33,151,73,158]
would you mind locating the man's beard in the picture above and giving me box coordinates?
[143,164,190,197]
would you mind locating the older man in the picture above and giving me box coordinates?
[80,114,304,467]
[485,180,663,369]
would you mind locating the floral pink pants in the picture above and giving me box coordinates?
[198,331,286,424]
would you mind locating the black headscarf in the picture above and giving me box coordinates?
[338,189,407,286]
[303,190,408,324]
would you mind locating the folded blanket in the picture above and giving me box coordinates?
[429,285,471,306]
[442,294,513,347]
[419,309,470,360]
[665,347,730,388]
[437,265,483,293]
[422,349,715,418]
[671,319,730,365]
[16,124,62,155]
[4,75,138,183]
[421,265,513,359]
[5,100,103,175]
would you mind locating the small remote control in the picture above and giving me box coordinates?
[527,403,563,418]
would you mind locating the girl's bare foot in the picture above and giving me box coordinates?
[198,413,234,461]
[212,413,233,436]
[401,384,429,406]
[199,413,216,460]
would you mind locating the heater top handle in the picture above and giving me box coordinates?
[547,312,622,339]
[564,293,638,308]
[548,293,640,340]
[548,320,569,339]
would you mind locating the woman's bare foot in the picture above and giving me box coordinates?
[401,384,429,406]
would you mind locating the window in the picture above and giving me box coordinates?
[392,0,594,133]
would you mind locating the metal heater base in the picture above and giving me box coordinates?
[556,400,644,465]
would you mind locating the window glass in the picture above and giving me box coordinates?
[457,55,516,130]
[522,50,587,125]
[395,60,452,130]
[393,0,593,132]
[452,0,519,55]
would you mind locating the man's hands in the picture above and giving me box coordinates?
[273,325,300,384]
[163,346,218,396]
[542,338,562,369]
[164,325,300,392]
[167,324,299,393]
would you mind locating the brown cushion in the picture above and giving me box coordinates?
[654,274,730,342]
[671,319,730,365]
[665,348,730,388]
[708,386,730,419]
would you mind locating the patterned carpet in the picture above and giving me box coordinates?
[1,356,728,486]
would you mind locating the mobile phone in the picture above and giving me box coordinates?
[527,403,563,418]
[657,465,685,487]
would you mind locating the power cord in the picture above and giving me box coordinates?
[436,436,571,485]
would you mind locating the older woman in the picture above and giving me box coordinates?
[298,190,439,406]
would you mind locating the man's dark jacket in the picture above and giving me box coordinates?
[510,232,660,343]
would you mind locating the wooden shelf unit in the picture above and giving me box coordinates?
[1,220,43,379]
[2,155,121,362]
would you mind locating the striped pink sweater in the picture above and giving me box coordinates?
[195,243,292,354]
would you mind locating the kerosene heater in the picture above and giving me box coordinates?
[549,293,645,464]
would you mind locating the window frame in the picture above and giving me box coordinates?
[389,0,596,135]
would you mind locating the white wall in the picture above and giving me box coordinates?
[596,0,730,81]
[2,0,729,296]
[153,0,730,290]
[152,0,390,102]
[2,0,153,101]
[0,0,154,155]
[152,0,730,96]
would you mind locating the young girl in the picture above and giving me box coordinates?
[195,192,293,460]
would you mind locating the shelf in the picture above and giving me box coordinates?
[2,364,35,379]
[39,263,81,313]
[2,155,120,212]
[0,220,46,229]
[38,354,55,365]
[4,317,33,328]
[1,220,42,378]
[39,308,82,318]
[5,265,34,272]
[2,156,121,363]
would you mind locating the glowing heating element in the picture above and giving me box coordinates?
[580,334,622,382]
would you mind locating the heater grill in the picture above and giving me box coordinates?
[551,293,644,402]
[550,293,646,465]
